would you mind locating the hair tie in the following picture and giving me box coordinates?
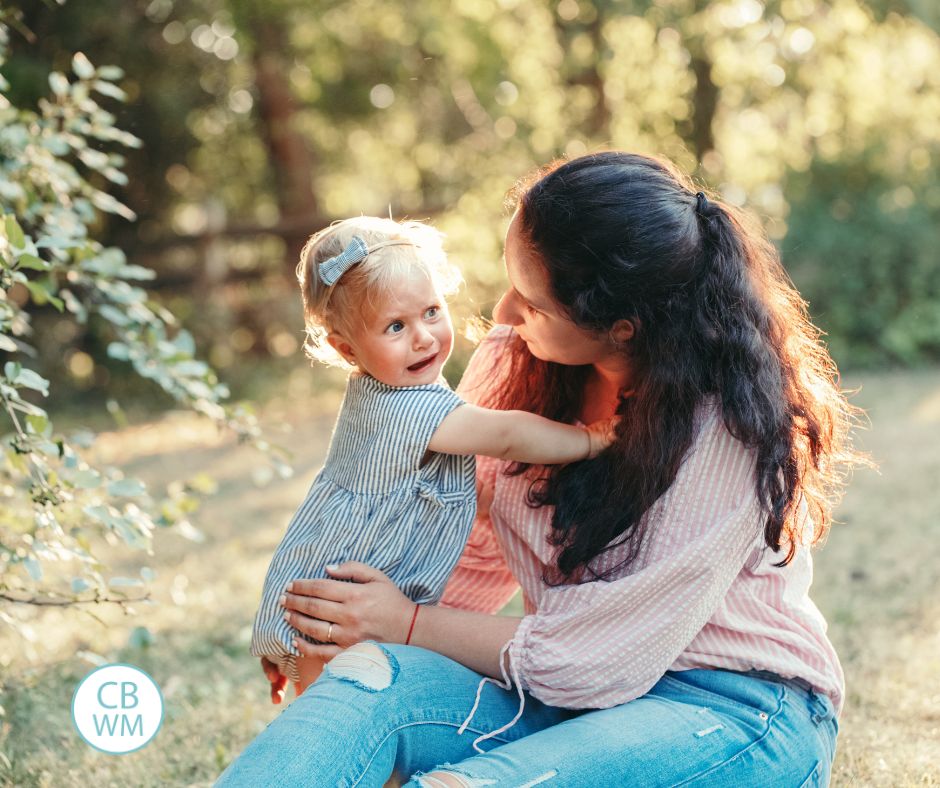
[695,191,709,215]
[318,236,369,286]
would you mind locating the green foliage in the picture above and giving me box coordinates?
[0,25,288,618]
[784,147,940,366]
[9,0,936,374]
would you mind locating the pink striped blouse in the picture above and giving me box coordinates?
[441,327,845,716]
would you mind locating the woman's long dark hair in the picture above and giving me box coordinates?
[482,152,864,583]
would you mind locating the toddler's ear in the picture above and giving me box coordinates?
[327,332,356,365]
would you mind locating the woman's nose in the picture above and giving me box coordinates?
[493,291,521,325]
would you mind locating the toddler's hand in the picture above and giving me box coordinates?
[584,416,620,458]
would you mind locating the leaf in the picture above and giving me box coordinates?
[92,80,127,102]
[128,626,153,649]
[11,367,50,396]
[173,360,209,377]
[173,330,196,356]
[97,65,125,80]
[70,430,95,448]
[89,191,136,221]
[24,557,42,581]
[175,520,206,543]
[78,149,109,170]
[118,265,156,281]
[102,167,129,186]
[72,52,96,80]
[76,650,108,667]
[0,334,17,352]
[187,473,218,495]
[4,216,25,249]
[16,254,50,272]
[25,413,49,435]
[107,477,146,497]
[107,342,131,360]
[61,289,88,322]
[48,72,70,97]
[70,469,102,489]
[108,576,144,588]
[24,280,55,307]
[71,577,90,594]
[98,304,131,326]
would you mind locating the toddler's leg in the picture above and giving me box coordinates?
[293,654,327,697]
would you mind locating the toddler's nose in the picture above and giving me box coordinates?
[414,326,434,349]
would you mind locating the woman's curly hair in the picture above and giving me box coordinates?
[481,152,866,583]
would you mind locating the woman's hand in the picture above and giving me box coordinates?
[280,561,414,662]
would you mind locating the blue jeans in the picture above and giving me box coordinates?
[216,642,838,787]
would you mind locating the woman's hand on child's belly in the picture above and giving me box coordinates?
[280,561,414,661]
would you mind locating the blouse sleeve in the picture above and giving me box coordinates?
[439,326,520,613]
[507,404,765,709]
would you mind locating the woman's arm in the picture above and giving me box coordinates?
[427,404,617,463]
[281,561,519,679]
[500,405,764,708]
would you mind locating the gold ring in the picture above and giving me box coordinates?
[327,622,334,643]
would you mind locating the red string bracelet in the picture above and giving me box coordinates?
[405,602,420,645]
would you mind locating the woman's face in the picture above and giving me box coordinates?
[494,213,616,367]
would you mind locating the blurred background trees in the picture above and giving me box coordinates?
[4,0,940,398]
[1,3,938,777]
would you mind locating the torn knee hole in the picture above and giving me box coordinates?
[324,642,397,691]
[416,772,495,788]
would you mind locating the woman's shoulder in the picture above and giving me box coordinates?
[678,395,761,500]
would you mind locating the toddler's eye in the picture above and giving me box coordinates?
[424,306,439,319]
[385,321,404,334]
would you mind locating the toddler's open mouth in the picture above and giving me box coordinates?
[407,353,437,373]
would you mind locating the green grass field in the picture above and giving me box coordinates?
[1,367,938,787]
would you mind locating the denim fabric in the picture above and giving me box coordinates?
[216,643,838,787]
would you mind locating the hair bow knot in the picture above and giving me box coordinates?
[318,236,369,286]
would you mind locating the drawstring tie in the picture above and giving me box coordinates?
[457,641,526,753]
[415,479,471,509]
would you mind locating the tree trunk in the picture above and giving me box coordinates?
[690,51,718,162]
[252,20,318,269]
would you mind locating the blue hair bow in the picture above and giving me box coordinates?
[318,236,369,286]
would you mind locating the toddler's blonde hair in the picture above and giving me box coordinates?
[296,216,462,367]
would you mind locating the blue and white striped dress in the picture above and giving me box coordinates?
[250,372,476,681]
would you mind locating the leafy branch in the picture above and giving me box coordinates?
[0,30,290,620]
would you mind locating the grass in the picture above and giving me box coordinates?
[1,366,939,786]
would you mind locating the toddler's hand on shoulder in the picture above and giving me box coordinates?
[584,415,621,458]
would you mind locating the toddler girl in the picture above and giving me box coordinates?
[250,216,616,695]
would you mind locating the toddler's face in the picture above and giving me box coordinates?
[346,268,453,387]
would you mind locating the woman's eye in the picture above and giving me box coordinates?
[525,302,540,315]
[385,321,404,334]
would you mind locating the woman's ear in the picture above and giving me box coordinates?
[327,332,356,365]
[609,318,636,344]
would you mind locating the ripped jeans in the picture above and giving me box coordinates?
[215,642,838,787]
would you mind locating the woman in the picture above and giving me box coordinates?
[217,151,859,787]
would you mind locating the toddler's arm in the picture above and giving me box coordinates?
[428,405,617,463]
